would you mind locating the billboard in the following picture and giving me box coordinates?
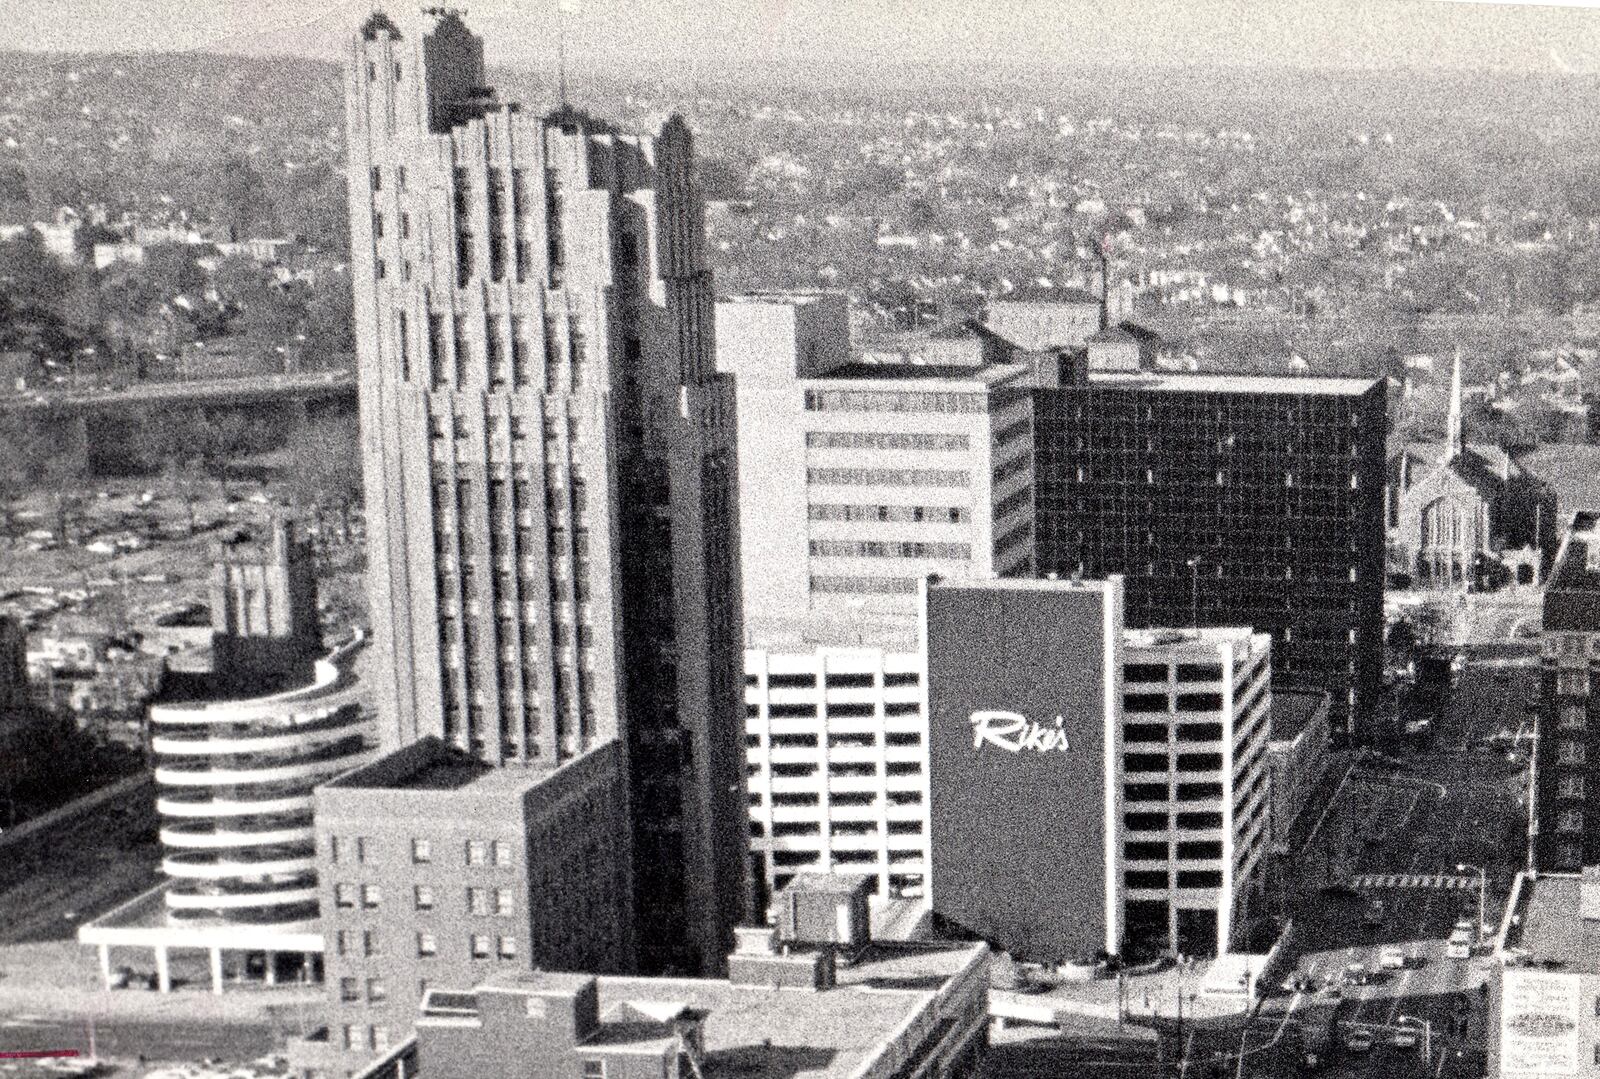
[925,579,1119,962]
[1500,971,1581,1076]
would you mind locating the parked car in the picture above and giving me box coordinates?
[1379,948,1408,970]
[1343,1029,1375,1053]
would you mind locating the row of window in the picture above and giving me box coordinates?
[751,702,921,720]
[993,454,1031,485]
[805,431,969,452]
[808,503,967,524]
[1124,839,1225,862]
[758,761,924,778]
[809,539,972,560]
[747,671,921,690]
[994,484,1032,519]
[994,520,1033,556]
[1125,810,1225,832]
[993,417,1032,447]
[1124,869,1225,890]
[803,390,986,414]
[1125,722,1225,745]
[807,467,971,488]
[1124,781,1225,804]
[746,731,924,748]
[1123,752,1225,774]
[756,790,924,807]
[769,849,926,867]
[1124,692,1227,714]
[752,819,924,838]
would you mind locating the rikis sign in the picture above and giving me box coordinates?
[970,710,1071,754]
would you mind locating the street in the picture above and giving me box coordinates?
[1171,645,1534,1078]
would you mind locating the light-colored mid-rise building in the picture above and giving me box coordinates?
[715,291,1034,632]
[720,292,1034,907]
[1118,626,1273,957]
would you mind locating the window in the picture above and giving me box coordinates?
[339,977,359,1003]
[1558,809,1585,833]
[1177,841,1224,860]
[1176,664,1223,682]
[417,932,437,958]
[1560,741,1587,766]
[1125,811,1167,831]
[467,840,488,866]
[341,1025,357,1051]
[1124,693,1169,714]
[1177,693,1224,712]
[1560,775,1586,799]
[495,887,514,916]
[1124,870,1168,889]
[335,930,350,957]
[806,467,970,488]
[471,934,493,959]
[1124,753,1169,773]
[1125,841,1169,861]
[582,1062,607,1079]
[1125,723,1168,744]
[1561,706,1587,731]
[493,840,513,867]
[360,884,381,909]
[1177,753,1224,773]
[374,1027,390,1053]
[1177,870,1224,888]
[367,978,388,1003]
[414,884,435,911]
[1177,811,1224,830]
[412,838,432,864]
[1177,723,1224,742]
[330,836,344,865]
[1125,663,1168,683]
[468,887,490,916]
[362,930,380,957]
[334,883,355,909]
[1124,783,1168,803]
[498,935,518,958]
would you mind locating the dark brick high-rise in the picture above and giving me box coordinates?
[1031,373,1387,739]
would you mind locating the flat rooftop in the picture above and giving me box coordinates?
[425,941,986,1078]
[1269,688,1332,743]
[1087,370,1380,396]
[745,611,922,654]
[323,739,553,795]
[1123,625,1259,649]
[1511,875,1600,974]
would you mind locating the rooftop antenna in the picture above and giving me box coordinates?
[556,0,576,108]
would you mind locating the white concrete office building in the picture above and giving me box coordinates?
[1118,627,1273,958]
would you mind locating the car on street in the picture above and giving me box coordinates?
[1342,963,1372,986]
[1283,972,1317,993]
[1379,948,1409,970]
[1389,1025,1420,1050]
[1343,1028,1375,1053]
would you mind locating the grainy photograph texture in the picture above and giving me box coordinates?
[0,1,1596,1076]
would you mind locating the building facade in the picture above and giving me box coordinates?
[82,522,376,995]
[1532,511,1600,873]
[309,737,629,1064]
[1031,372,1386,739]
[714,291,1034,629]
[921,576,1272,962]
[743,637,930,903]
[0,615,26,726]
[1265,688,1332,853]
[346,10,746,975]
[1118,626,1272,959]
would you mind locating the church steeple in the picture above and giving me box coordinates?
[1446,347,1463,465]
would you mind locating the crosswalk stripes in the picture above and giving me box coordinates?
[1347,873,1475,891]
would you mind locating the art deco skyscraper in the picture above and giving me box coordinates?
[345,10,746,975]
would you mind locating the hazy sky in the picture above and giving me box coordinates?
[11,0,1600,79]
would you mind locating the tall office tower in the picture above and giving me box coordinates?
[1031,373,1387,739]
[345,11,746,976]
[717,293,1033,902]
[1532,511,1600,873]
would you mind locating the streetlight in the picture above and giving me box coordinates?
[1457,863,1487,946]
[1186,556,1201,630]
